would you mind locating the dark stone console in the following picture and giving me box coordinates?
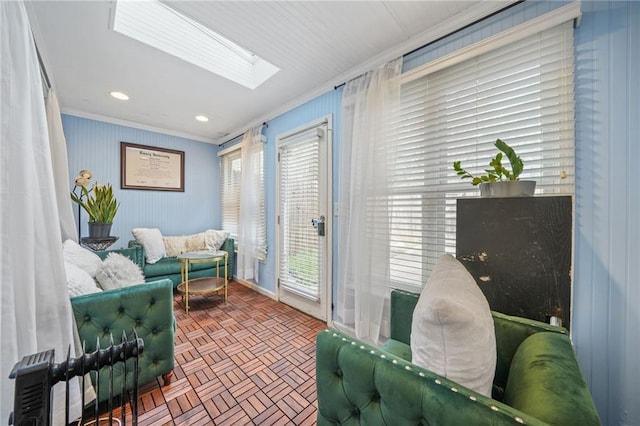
[456,196,572,329]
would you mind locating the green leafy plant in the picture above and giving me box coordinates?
[70,183,119,223]
[453,139,524,186]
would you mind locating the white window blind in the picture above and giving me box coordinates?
[278,129,322,299]
[219,145,266,257]
[256,146,267,260]
[390,22,575,289]
[220,148,242,239]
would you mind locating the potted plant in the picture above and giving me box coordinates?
[71,170,119,237]
[453,139,536,197]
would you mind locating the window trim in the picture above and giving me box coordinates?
[402,1,581,85]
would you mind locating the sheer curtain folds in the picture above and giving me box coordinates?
[237,125,264,280]
[1,2,82,423]
[336,58,402,344]
[47,90,77,242]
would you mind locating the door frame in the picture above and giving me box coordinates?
[275,115,333,324]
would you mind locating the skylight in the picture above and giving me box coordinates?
[112,0,279,90]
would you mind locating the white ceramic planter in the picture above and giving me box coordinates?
[479,180,536,198]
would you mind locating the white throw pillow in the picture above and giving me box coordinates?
[64,262,102,297]
[204,229,230,250]
[410,254,496,397]
[132,227,166,264]
[95,253,145,290]
[62,239,103,278]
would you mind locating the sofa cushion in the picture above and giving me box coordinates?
[143,256,220,277]
[64,261,102,297]
[63,239,103,278]
[132,227,166,264]
[95,252,145,290]
[410,254,496,397]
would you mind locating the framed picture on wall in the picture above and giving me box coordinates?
[120,142,185,191]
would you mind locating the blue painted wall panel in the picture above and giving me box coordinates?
[63,115,220,248]
[574,2,640,424]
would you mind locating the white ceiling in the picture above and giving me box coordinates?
[27,1,511,145]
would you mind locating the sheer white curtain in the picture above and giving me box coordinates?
[1,2,82,423]
[237,125,264,281]
[47,89,77,242]
[336,58,402,344]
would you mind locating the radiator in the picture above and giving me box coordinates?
[9,331,144,426]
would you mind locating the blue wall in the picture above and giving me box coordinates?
[63,115,220,247]
[573,2,640,425]
[62,2,640,423]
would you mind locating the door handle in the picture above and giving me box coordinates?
[311,215,325,236]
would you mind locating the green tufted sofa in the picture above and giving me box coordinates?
[316,289,601,425]
[70,278,175,403]
[126,238,235,289]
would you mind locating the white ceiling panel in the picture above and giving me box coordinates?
[27,1,511,144]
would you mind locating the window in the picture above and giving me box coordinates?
[112,0,279,89]
[389,22,575,290]
[219,145,266,259]
[220,148,241,239]
[255,147,267,260]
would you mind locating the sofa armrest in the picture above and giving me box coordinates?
[70,279,175,402]
[492,311,567,393]
[95,245,144,269]
[389,289,420,345]
[316,329,544,426]
[127,240,146,269]
[503,332,601,425]
[221,238,235,276]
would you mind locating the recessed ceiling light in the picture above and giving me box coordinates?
[195,115,209,122]
[112,0,279,90]
[110,91,129,100]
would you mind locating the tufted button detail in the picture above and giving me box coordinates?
[149,297,156,305]
[335,369,343,378]
[118,306,124,314]
[352,406,360,417]
[152,328,159,335]
[103,327,110,334]
[135,318,142,326]
[84,315,90,321]
[371,390,380,402]
[152,359,158,365]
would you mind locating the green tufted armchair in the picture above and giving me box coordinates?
[70,278,175,403]
[316,289,601,425]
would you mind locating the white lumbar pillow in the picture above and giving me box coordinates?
[62,239,104,278]
[163,233,207,257]
[132,227,166,264]
[411,254,496,397]
[95,252,145,290]
[64,261,102,297]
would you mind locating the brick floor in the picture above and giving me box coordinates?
[107,281,326,425]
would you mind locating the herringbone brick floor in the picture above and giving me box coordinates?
[112,281,326,425]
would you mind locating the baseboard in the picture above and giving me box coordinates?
[233,277,277,300]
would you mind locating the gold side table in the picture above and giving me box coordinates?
[176,251,227,314]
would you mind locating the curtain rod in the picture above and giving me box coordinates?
[333,0,525,90]
[219,122,268,149]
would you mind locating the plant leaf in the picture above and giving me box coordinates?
[495,139,523,180]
